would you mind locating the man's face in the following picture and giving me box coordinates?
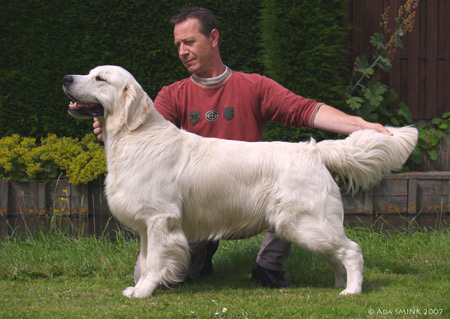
[174,18,215,77]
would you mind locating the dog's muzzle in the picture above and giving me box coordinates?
[63,75,104,118]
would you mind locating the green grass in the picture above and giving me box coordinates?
[1,227,449,318]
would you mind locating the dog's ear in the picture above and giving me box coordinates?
[123,82,153,130]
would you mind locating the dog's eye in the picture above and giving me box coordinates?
[95,76,106,82]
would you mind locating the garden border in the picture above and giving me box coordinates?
[1,172,449,235]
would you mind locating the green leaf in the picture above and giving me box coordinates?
[428,149,439,161]
[395,37,404,49]
[370,32,385,50]
[427,130,443,146]
[396,102,413,124]
[418,128,429,140]
[377,56,392,72]
[363,81,387,107]
[346,96,364,110]
[410,148,424,165]
[355,56,374,78]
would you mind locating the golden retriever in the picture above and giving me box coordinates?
[63,65,418,298]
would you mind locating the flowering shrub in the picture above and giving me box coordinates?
[346,0,419,123]
[0,134,106,184]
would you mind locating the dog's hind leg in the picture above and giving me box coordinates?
[123,215,190,298]
[280,221,363,295]
[320,237,363,295]
[321,192,363,294]
[276,196,363,295]
[334,239,364,295]
[323,253,347,288]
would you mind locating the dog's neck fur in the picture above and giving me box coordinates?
[102,97,184,179]
[103,92,167,141]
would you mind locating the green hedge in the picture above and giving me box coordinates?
[261,0,349,142]
[0,0,263,138]
[1,0,348,143]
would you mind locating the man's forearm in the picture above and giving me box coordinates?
[312,104,392,135]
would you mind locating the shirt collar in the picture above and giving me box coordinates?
[191,66,232,89]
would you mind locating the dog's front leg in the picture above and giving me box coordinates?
[123,230,152,298]
[123,215,189,298]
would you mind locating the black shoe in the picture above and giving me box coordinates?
[252,263,291,288]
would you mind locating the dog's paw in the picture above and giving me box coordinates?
[123,286,153,298]
[123,287,136,298]
[339,287,362,295]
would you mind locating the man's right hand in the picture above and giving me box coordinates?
[93,117,103,141]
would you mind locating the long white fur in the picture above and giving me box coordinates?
[64,65,418,298]
[316,126,418,192]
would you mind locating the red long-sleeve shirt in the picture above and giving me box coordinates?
[154,68,322,142]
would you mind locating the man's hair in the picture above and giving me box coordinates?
[171,6,222,47]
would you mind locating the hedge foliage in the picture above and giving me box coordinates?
[261,0,349,142]
[1,0,347,141]
[0,0,263,138]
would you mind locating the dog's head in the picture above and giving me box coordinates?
[63,65,152,130]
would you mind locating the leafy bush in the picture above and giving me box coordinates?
[345,0,449,167]
[346,0,418,125]
[0,135,38,182]
[411,112,450,165]
[0,134,106,184]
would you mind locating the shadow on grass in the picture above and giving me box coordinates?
[184,234,425,295]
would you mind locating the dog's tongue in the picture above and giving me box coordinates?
[69,101,92,108]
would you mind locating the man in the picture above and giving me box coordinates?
[94,6,391,288]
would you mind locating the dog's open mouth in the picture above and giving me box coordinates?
[67,101,104,118]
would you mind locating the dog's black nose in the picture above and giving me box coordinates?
[63,75,73,85]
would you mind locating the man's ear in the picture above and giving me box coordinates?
[210,28,220,48]
[123,82,153,130]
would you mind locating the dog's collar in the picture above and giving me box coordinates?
[191,66,232,89]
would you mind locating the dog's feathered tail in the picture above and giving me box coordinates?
[315,126,418,192]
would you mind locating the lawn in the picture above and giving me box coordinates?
[0,226,449,318]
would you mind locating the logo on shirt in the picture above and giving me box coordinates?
[188,111,201,126]
[205,110,219,122]
[224,107,234,120]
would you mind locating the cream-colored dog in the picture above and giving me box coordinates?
[63,65,418,298]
